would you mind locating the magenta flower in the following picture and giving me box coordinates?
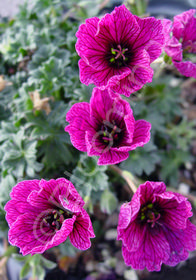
[65,88,151,165]
[4,178,95,255]
[164,9,196,78]
[117,181,196,271]
[76,5,165,96]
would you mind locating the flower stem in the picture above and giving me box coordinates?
[109,165,138,193]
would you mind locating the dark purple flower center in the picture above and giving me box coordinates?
[107,44,131,68]
[99,120,123,148]
[139,203,161,228]
[42,209,73,231]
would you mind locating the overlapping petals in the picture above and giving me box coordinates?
[76,5,165,96]
[117,181,196,271]
[5,178,95,255]
[65,88,151,165]
[164,9,196,78]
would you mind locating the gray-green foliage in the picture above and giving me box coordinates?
[0,0,111,228]
[120,77,195,186]
[120,141,160,177]
[0,0,194,221]
[70,154,111,210]
[0,2,113,276]
[70,154,118,214]
[12,254,56,280]
[0,0,194,220]
[0,0,81,189]
[1,128,43,178]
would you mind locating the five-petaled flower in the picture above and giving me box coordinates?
[4,178,95,255]
[76,5,165,96]
[117,181,196,271]
[164,9,196,78]
[65,87,151,165]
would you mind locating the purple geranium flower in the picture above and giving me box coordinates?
[76,5,165,96]
[4,178,95,255]
[164,9,196,78]
[65,88,151,165]
[117,181,196,271]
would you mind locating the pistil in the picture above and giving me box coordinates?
[101,120,121,145]
[140,203,161,228]
[43,209,72,231]
[110,45,128,62]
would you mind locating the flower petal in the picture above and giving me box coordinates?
[78,59,131,90]
[90,88,114,123]
[86,130,106,156]
[139,181,166,205]
[5,200,33,227]
[5,180,40,226]
[8,211,49,255]
[98,149,129,165]
[173,60,196,79]
[76,5,165,96]
[69,209,95,250]
[173,9,196,40]
[156,192,192,229]
[9,180,40,200]
[183,15,196,43]
[9,208,77,256]
[76,17,108,69]
[164,36,183,61]
[162,19,173,44]
[28,178,85,210]
[97,5,140,46]
[119,221,145,252]
[110,50,153,96]
[117,203,133,234]
[129,120,151,150]
[164,221,196,266]
[122,227,170,271]
[133,16,165,62]
[65,102,91,152]
[118,181,196,271]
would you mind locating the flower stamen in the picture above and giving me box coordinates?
[101,120,122,146]
[140,203,161,227]
[111,45,128,61]
[147,213,161,228]
[43,209,73,231]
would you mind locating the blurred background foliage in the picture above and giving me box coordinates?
[0,0,196,278]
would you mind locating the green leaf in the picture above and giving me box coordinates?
[29,254,41,267]
[100,189,118,214]
[120,141,160,176]
[2,246,17,257]
[40,256,56,269]
[1,127,42,179]
[70,154,109,198]
[0,121,18,143]
[0,174,16,204]
[12,254,28,262]
[59,239,79,257]
[20,262,31,279]
[34,265,45,280]
[167,119,196,151]
[159,149,192,186]
[0,208,8,231]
